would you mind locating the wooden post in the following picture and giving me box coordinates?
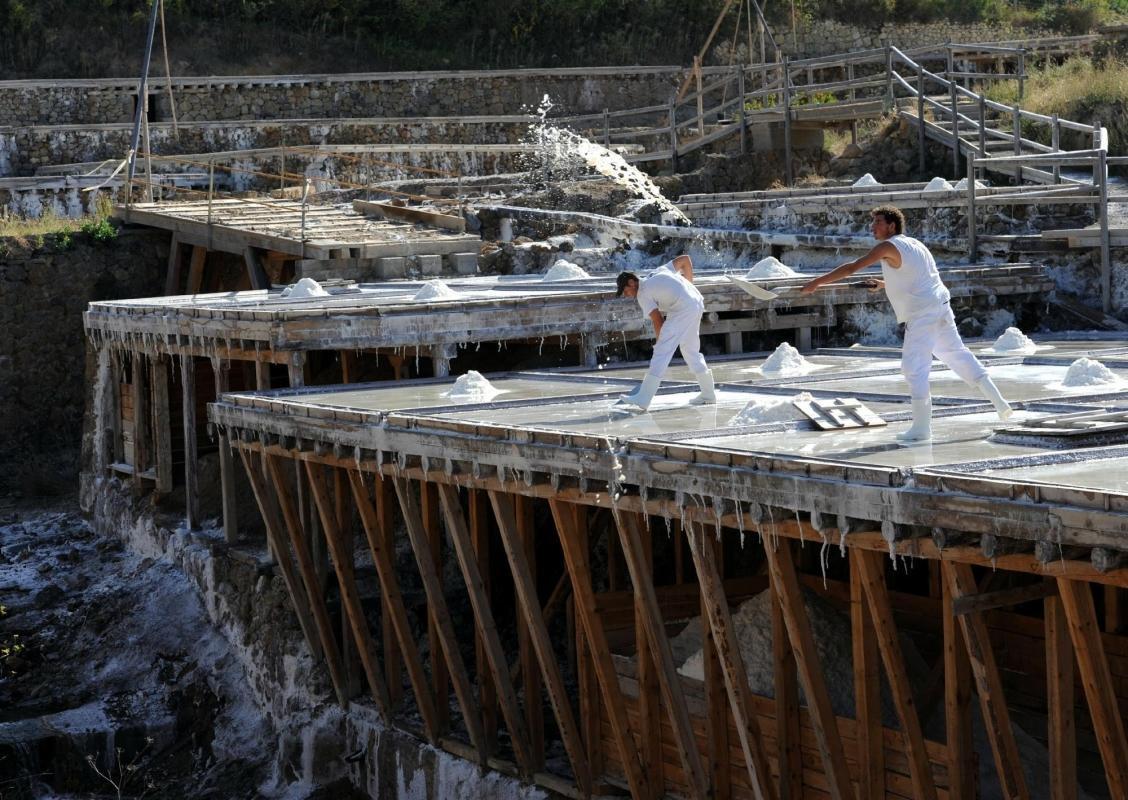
[1098,146,1112,314]
[773,572,802,800]
[185,245,206,295]
[850,554,883,799]
[515,494,544,771]
[179,355,198,529]
[214,359,238,543]
[635,513,663,799]
[782,55,792,186]
[129,353,149,493]
[885,42,893,104]
[1052,115,1062,183]
[375,475,403,709]
[943,557,974,800]
[917,64,926,174]
[1045,595,1077,800]
[847,61,858,144]
[255,358,271,390]
[243,246,269,291]
[163,233,183,295]
[668,101,679,171]
[467,489,498,754]
[1018,48,1026,100]
[288,352,305,388]
[967,152,977,261]
[738,67,747,154]
[949,47,960,176]
[1013,104,1022,160]
[978,94,987,158]
[151,354,173,494]
[603,108,610,148]
[695,56,705,137]
[420,481,449,733]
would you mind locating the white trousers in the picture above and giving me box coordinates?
[647,307,708,379]
[901,306,987,399]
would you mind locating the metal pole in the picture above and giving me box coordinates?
[917,64,926,173]
[782,55,792,186]
[966,151,977,262]
[126,0,162,192]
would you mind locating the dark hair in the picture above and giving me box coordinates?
[871,205,905,235]
[616,271,639,297]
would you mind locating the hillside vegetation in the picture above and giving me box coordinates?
[0,0,1124,79]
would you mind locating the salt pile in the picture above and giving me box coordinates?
[954,176,987,190]
[542,259,591,281]
[852,173,881,188]
[1063,357,1120,387]
[760,342,810,374]
[743,256,798,280]
[280,278,329,299]
[445,370,505,399]
[412,280,461,301]
[730,392,813,426]
[924,176,954,192]
[991,327,1037,354]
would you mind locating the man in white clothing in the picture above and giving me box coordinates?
[800,205,1012,441]
[614,254,716,411]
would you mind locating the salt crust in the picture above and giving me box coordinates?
[1063,357,1120,386]
[445,370,504,398]
[280,278,328,298]
[730,392,813,425]
[413,280,461,301]
[760,342,810,374]
[542,259,591,281]
[852,173,881,187]
[743,256,798,280]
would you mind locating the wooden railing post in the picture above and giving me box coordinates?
[884,42,893,105]
[948,46,960,176]
[978,94,987,158]
[847,61,858,144]
[1012,104,1023,182]
[966,151,977,262]
[1018,48,1027,100]
[782,54,792,186]
[737,66,747,154]
[1098,145,1111,313]
[602,108,610,147]
[1051,114,1061,183]
[917,64,926,173]
[668,101,678,171]
[694,55,705,137]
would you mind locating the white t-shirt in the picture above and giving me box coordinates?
[881,234,951,323]
[636,262,704,317]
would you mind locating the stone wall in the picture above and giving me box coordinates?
[0,228,166,489]
[784,20,1055,59]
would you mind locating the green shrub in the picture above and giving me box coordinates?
[80,217,117,243]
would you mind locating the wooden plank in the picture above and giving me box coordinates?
[684,520,777,800]
[244,246,270,290]
[435,483,535,777]
[513,494,544,770]
[855,549,938,800]
[635,513,663,799]
[1045,595,1077,800]
[263,453,349,706]
[488,490,591,795]
[773,580,802,800]
[762,537,853,800]
[613,511,710,800]
[951,581,1057,615]
[185,245,207,295]
[163,233,183,295]
[130,353,149,493]
[942,561,974,800]
[1057,578,1128,797]
[549,499,650,799]
[150,355,173,494]
[944,562,1029,800]
[850,554,883,800]
[236,448,320,658]
[374,474,403,709]
[390,476,488,763]
[420,480,449,733]
[353,199,467,232]
[347,471,435,740]
[214,360,238,544]
[701,532,731,800]
[306,463,395,720]
[468,489,499,754]
[179,355,199,529]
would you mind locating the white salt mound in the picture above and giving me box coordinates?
[542,259,591,281]
[413,280,460,301]
[446,371,504,399]
[730,392,813,426]
[852,173,881,188]
[743,256,798,280]
[954,176,987,190]
[991,327,1037,353]
[924,176,954,192]
[1063,357,1119,387]
[761,342,810,374]
[280,278,329,299]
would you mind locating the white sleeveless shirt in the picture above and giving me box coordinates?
[880,234,951,323]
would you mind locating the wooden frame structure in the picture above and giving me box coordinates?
[200,346,1128,799]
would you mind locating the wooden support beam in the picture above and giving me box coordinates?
[374,474,402,709]
[244,245,270,290]
[634,513,663,800]
[942,559,974,800]
[944,561,1030,800]
[489,491,591,795]
[255,358,271,390]
[130,353,149,493]
[701,533,732,800]
[349,471,437,740]
[334,468,361,699]
[613,512,710,800]
[850,554,883,800]
[436,483,534,777]
[550,499,650,799]
[151,355,173,494]
[237,448,319,658]
[307,464,395,719]
[420,480,449,733]
[855,549,938,800]
[163,233,183,295]
[467,489,499,753]
[185,245,207,295]
[762,536,853,800]
[179,355,199,529]
[1045,595,1077,800]
[952,580,1057,615]
[390,476,488,763]
[263,453,348,706]
[513,494,544,771]
[213,359,239,543]
[1057,578,1128,797]
[684,520,777,800]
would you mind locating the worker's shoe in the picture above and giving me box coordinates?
[976,375,1013,420]
[896,396,933,442]
[616,373,662,412]
[688,369,717,406]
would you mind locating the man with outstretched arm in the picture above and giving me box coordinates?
[614,254,715,412]
[799,204,1012,441]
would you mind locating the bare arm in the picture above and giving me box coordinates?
[799,241,899,294]
[649,309,664,338]
[671,254,694,283]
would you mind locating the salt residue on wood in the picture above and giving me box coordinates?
[730,392,813,425]
[743,256,798,280]
[760,342,811,375]
[280,278,329,298]
[542,259,591,281]
[412,280,461,301]
[1062,357,1120,386]
[445,370,505,399]
[989,327,1037,354]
